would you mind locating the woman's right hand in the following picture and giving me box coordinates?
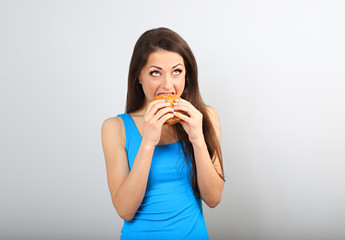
[142,99,174,147]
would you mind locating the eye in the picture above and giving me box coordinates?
[173,69,182,75]
[150,70,160,77]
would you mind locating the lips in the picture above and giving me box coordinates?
[156,92,175,96]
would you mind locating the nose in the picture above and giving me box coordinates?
[161,73,173,90]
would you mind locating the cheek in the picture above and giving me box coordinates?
[178,74,186,87]
[175,76,186,93]
[141,81,159,98]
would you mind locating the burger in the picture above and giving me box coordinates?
[151,94,182,125]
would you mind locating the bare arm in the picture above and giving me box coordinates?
[101,117,153,221]
[174,102,224,208]
[193,106,224,208]
[101,101,174,221]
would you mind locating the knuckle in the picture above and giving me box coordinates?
[164,114,172,119]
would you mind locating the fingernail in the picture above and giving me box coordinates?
[173,102,178,106]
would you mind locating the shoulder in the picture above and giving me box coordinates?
[204,106,221,139]
[205,106,220,126]
[102,116,124,132]
[101,116,125,148]
[205,105,217,116]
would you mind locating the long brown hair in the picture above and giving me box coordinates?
[125,27,225,197]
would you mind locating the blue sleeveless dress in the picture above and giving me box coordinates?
[118,113,209,240]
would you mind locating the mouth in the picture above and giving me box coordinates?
[156,92,175,96]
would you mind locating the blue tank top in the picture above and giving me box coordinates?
[118,113,209,240]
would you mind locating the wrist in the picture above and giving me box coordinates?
[191,134,206,148]
[141,138,157,151]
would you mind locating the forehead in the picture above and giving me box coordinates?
[145,50,184,68]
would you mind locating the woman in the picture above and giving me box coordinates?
[101,27,225,239]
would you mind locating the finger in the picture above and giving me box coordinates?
[173,104,194,117]
[146,100,171,117]
[175,98,194,108]
[147,99,168,112]
[158,113,175,125]
[152,106,174,122]
[144,101,171,125]
[174,111,190,123]
[174,99,197,110]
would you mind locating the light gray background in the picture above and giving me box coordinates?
[1,0,344,240]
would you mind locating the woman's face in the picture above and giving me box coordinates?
[139,50,186,104]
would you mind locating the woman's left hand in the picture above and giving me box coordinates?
[173,98,204,144]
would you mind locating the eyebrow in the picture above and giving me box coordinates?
[172,63,184,68]
[149,65,162,70]
[149,63,184,70]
